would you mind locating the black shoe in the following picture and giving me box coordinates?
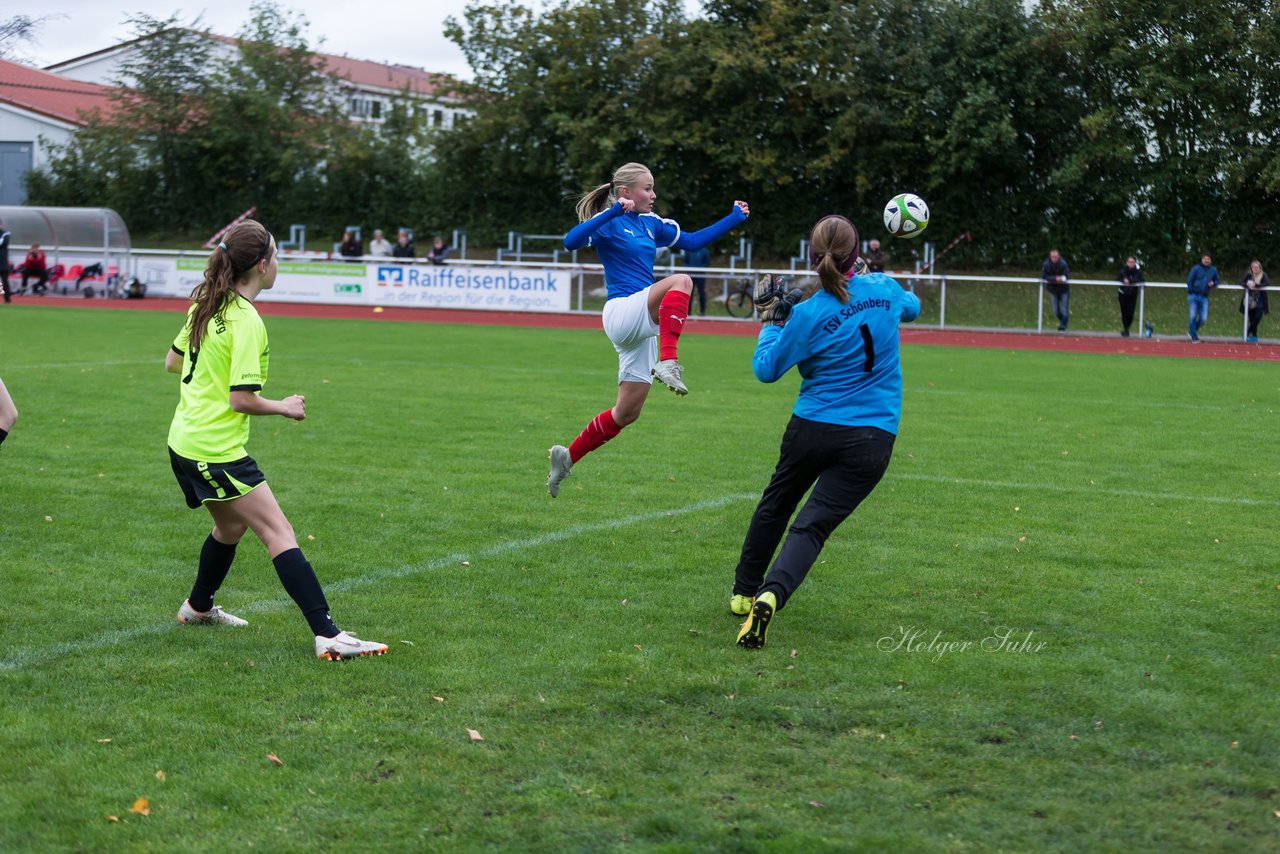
[1121,330,1130,337]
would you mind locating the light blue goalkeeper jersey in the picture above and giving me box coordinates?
[753,272,920,433]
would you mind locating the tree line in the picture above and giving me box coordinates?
[25,0,1280,273]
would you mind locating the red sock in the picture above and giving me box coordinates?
[568,407,623,463]
[657,289,691,362]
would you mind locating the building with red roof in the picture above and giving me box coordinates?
[0,59,118,204]
[46,30,468,130]
[0,30,468,205]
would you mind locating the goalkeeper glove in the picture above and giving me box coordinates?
[765,287,804,325]
[753,274,784,320]
[755,275,804,324]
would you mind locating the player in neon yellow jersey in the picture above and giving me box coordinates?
[165,219,387,661]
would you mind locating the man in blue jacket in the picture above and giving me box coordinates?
[1186,252,1220,342]
[1041,249,1070,331]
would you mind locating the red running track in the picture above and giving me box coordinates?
[10,294,1278,362]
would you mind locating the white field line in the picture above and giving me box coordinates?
[10,359,1268,416]
[895,473,1280,507]
[0,493,756,672]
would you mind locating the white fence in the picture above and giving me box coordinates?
[21,248,1260,339]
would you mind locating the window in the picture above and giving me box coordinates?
[347,97,385,121]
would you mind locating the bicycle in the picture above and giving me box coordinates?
[724,277,755,317]
[725,274,804,318]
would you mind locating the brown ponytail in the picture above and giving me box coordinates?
[808,215,860,303]
[188,220,274,352]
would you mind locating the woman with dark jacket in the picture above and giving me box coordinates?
[1117,256,1145,337]
[338,229,362,262]
[1240,260,1269,343]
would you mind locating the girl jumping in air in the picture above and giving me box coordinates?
[165,220,387,660]
[547,162,749,496]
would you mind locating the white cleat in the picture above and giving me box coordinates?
[652,359,688,395]
[547,444,572,498]
[315,631,389,661]
[177,599,248,626]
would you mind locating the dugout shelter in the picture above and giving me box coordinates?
[0,206,130,295]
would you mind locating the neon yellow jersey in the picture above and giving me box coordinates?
[167,295,270,462]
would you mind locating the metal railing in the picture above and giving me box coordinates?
[75,248,1263,340]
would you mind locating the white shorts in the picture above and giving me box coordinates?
[602,287,659,384]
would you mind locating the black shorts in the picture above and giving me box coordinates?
[169,448,267,509]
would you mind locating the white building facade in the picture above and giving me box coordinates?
[45,31,471,133]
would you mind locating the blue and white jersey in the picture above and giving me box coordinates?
[565,201,747,301]
[753,272,920,433]
[592,211,682,300]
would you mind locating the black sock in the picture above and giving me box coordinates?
[759,582,786,610]
[189,533,238,612]
[272,548,339,637]
[0,427,7,447]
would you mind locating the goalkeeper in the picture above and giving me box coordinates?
[732,215,920,649]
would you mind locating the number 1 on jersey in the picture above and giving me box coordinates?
[858,324,876,372]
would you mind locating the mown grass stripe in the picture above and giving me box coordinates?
[0,493,755,672]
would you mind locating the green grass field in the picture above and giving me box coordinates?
[0,305,1276,851]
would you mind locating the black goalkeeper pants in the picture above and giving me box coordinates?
[733,416,895,610]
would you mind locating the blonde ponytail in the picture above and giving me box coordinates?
[574,162,653,221]
[575,183,613,222]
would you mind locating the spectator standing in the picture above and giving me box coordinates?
[1116,256,1145,337]
[683,245,711,316]
[22,245,48,295]
[863,238,887,273]
[392,230,415,260]
[367,229,392,257]
[0,220,11,304]
[1239,260,1269,343]
[1185,252,1220,342]
[1041,249,1070,331]
[426,236,450,265]
[338,230,362,262]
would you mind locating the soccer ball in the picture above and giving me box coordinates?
[883,193,930,239]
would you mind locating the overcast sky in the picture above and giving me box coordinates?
[17,1,703,80]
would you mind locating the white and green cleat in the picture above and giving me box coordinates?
[316,631,389,661]
[177,599,248,626]
[547,444,572,498]
[651,359,688,395]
